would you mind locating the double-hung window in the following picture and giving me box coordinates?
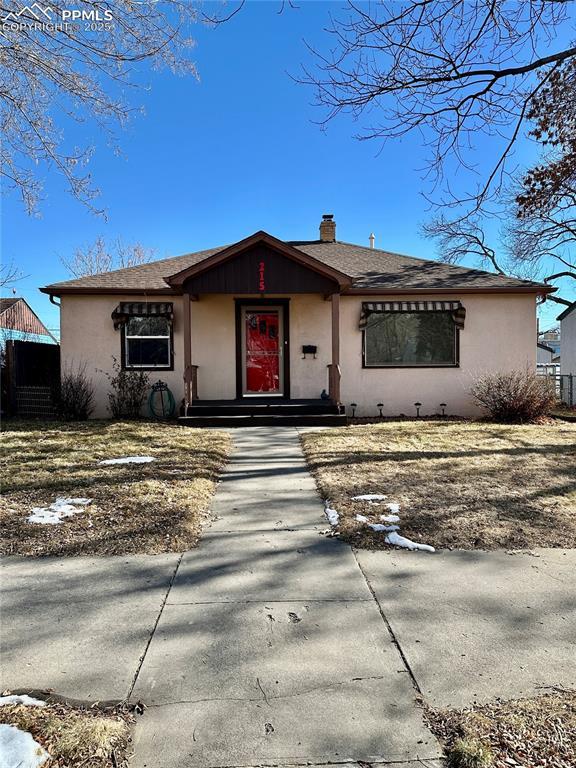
[361,302,464,367]
[123,316,172,369]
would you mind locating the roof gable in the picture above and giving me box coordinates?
[0,297,56,340]
[164,231,352,290]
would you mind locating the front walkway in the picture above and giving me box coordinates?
[130,427,441,767]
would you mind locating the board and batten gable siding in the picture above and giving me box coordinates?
[59,291,537,418]
[183,245,339,294]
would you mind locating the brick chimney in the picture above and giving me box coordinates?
[319,214,336,242]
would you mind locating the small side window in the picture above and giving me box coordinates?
[123,316,172,369]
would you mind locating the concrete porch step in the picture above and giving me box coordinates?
[178,413,348,428]
[182,399,344,417]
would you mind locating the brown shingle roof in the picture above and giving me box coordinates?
[290,240,545,291]
[41,237,549,295]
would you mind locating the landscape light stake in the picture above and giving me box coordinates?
[377,402,384,419]
[350,402,357,418]
[414,402,422,418]
[440,403,447,417]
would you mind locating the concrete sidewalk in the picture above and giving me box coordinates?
[130,427,440,767]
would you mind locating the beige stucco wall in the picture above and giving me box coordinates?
[60,291,538,418]
[341,293,536,417]
[560,309,576,375]
[60,294,187,418]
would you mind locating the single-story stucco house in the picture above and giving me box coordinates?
[41,215,554,424]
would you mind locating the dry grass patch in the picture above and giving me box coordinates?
[0,699,133,767]
[0,420,230,556]
[301,420,576,550]
[426,690,576,768]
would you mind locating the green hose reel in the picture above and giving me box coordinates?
[148,380,176,419]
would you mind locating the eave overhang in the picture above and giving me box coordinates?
[39,286,179,297]
[343,285,556,296]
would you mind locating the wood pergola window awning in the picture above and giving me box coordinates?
[111,302,174,330]
[359,301,466,330]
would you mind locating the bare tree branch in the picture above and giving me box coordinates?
[300,1,575,215]
[0,1,201,215]
[0,261,25,288]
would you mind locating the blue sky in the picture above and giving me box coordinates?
[2,1,573,336]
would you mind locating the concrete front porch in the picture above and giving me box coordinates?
[179,398,347,427]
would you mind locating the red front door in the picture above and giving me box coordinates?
[244,309,282,394]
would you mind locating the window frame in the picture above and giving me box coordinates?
[121,315,174,371]
[361,310,460,369]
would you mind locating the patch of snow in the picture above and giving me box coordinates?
[385,530,435,553]
[386,502,401,515]
[27,497,92,525]
[368,523,400,533]
[0,724,49,768]
[98,456,155,465]
[355,514,369,523]
[0,695,45,707]
[351,494,387,502]
[324,503,339,526]
[380,514,400,523]
[325,508,339,527]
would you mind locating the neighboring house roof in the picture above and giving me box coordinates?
[557,301,576,322]
[537,343,556,353]
[0,298,19,313]
[0,297,57,342]
[41,232,553,297]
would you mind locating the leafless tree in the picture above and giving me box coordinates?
[303,1,575,215]
[61,236,153,277]
[303,1,575,301]
[0,0,200,215]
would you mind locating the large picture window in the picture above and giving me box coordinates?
[364,311,458,367]
[123,316,172,369]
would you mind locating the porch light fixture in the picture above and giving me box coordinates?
[377,402,384,418]
[350,402,357,418]
[414,401,422,418]
[440,402,447,417]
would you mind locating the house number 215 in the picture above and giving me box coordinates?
[258,261,266,292]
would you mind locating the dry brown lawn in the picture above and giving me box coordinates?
[0,697,134,767]
[0,420,230,557]
[301,420,576,550]
[426,690,576,768]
